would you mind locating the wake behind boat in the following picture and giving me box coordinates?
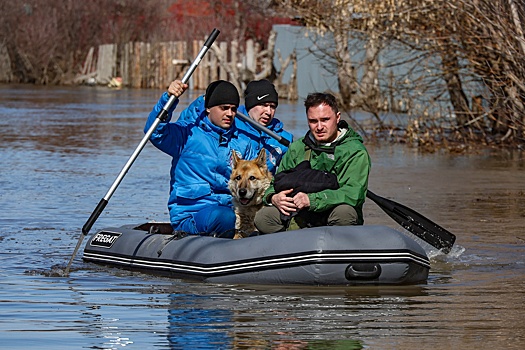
[82,223,430,285]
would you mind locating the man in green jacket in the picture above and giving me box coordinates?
[254,92,371,233]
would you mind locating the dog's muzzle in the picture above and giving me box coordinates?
[237,188,254,205]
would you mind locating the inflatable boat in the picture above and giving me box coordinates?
[82,223,430,285]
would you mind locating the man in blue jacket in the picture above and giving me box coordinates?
[178,79,293,174]
[145,80,257,237]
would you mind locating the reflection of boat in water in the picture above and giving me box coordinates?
[83,222,430,285]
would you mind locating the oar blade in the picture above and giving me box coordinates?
[367,191,456,253]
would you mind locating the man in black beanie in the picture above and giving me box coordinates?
[205,80,240,108]
[144,79,258,238]
[244,80,279,116]
[203,79,240,129]
[237,79,293,174]
[178,79,293,175]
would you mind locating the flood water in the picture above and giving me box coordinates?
[1,84,524,349]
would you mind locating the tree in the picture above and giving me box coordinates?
[0,0,286,87]
[276,0,525,148]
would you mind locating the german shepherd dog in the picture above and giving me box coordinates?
[229,149,272,239]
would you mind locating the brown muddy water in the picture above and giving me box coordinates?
[0,84,524,349]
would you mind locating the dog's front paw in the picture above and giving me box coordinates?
[233,230,248,239]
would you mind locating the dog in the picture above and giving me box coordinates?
[228,149,272,239]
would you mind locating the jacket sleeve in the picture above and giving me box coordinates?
[263,129,294,175]
[144,92,185,156]
[307,148,370,212]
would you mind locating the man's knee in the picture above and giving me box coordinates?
[207,206,236,232]
[254,206,284,234]
[189,205,236,236]
[328,204,359,226]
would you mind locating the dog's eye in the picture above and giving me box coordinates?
[235,175,242,181]
[249,176,256,181]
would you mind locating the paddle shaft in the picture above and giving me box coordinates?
[235,112,456,253]
[236,111,290,147]
[82,28,219,236]
[64,29,220,275]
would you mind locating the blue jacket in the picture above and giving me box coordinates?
[178,95,293,174]
[145,92,257,229]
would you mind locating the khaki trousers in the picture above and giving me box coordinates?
[254,204,359,234]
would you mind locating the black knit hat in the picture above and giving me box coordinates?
[204,80,240,108]
[244,79,279,111]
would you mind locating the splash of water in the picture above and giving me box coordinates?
[24,264,72,277]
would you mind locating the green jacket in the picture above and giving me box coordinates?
[264,122,371,224]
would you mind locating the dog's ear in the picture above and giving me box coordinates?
[256,149,267,168]
[232,150,242,167]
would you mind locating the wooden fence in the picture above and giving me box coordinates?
[0,37,297,99]
[0,43,13,82]
[75,39,279,92]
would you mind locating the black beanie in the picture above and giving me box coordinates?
[244,79,279,111]
[204,80,240,108]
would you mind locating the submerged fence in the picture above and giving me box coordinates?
[74,39,267,91]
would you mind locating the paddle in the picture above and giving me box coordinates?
[236,111,290,147]
[64,28,221,276]
[235,111,456,253]
[366,191,456,253]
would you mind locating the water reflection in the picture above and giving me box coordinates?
[164,284,431,349]
[168,293,233,349]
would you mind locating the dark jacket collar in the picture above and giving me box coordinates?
[302,120,349,153]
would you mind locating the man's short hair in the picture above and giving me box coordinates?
[304,93,339,114]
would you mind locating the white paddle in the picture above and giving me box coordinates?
[64,29,220,276]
